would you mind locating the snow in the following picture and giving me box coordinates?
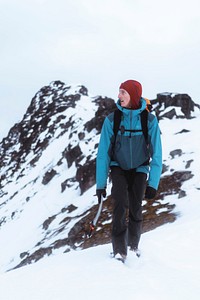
[1,189,200,300]
[0,95,200,299]
[1,174,200,298]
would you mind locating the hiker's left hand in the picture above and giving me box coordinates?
[145,186,156,199]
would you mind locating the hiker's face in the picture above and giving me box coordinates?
[118,89,131,108]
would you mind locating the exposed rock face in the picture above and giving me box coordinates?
[153,92,200,119]
[0,81,87,175]
[0,83,199,271]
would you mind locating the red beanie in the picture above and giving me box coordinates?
[119,80,142,109]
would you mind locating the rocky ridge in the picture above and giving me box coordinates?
[0,81,199,271]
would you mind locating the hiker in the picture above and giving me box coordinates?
[96,79,162,261]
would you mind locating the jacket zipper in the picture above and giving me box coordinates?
[130,110,133,167]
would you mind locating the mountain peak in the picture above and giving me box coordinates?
[0,81,199,271]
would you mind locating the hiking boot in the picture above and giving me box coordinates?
[114,253,127,263]
[130,246,141,257]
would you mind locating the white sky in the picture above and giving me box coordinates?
[1,0,200,139]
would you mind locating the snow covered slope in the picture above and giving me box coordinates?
[1,201,200,300]
[0,81,199,275]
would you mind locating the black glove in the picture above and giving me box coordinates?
[96,189,107,204]
[145,186,156,199]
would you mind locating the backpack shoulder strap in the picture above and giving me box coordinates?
[113,109,122,139]
[140,109,149,145]
[111,109,122,159]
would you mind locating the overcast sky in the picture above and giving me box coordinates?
[1,0,200,140]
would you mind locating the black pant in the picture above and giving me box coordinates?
[110,167,147,256]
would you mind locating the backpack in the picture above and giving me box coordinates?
[113,98,152,148]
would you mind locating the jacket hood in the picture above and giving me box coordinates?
[116,98,147,115]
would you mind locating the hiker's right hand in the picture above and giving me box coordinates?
[96,189,107,204]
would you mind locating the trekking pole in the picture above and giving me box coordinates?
[88,196,103,237]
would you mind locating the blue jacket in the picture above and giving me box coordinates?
[96,98,162,190]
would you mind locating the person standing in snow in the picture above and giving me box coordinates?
[96,80,162,262]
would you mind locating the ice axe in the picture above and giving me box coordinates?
[88,196,103,237]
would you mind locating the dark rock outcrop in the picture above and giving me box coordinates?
[153,93,199,119]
